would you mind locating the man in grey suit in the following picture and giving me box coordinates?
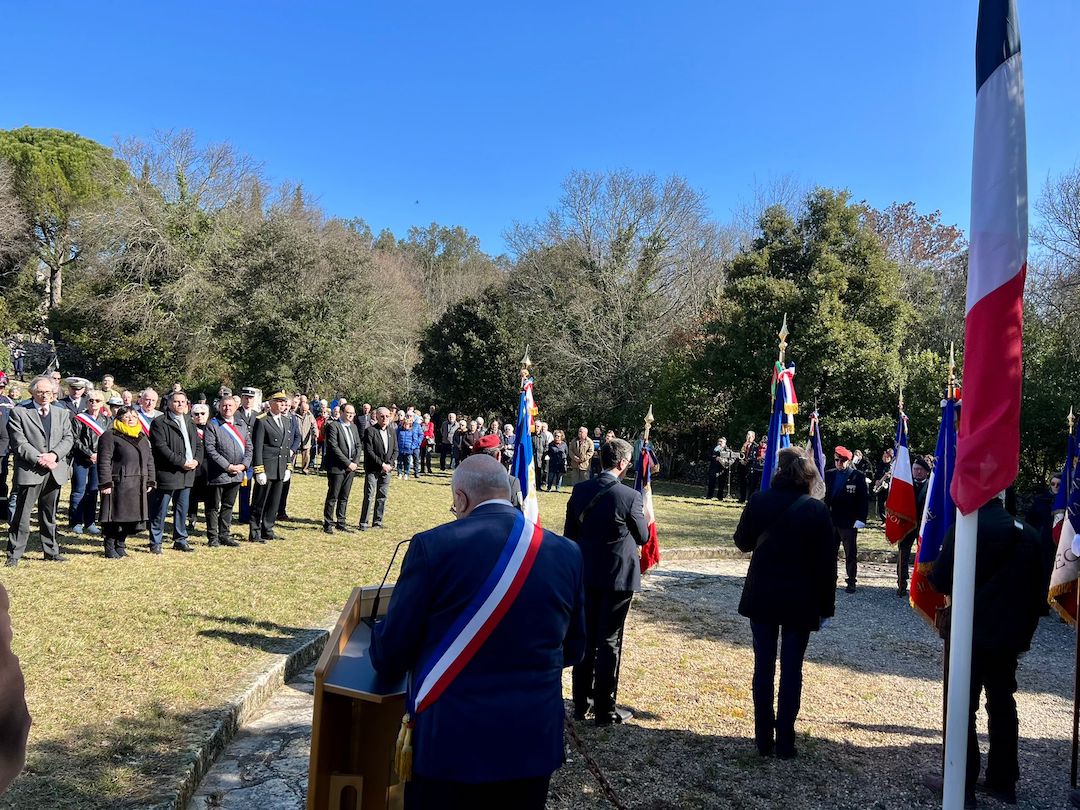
[5,376,75,566]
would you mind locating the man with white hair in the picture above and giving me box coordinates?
[371,455,585,809]
[358,406,397,531]
[135,388,162,435]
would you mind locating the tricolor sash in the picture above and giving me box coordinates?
[410,511,544,714]
[136,409,153,435]
[216,418,246,450]
[74,412,106,437]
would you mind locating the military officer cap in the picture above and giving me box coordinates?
[66,376,90,390]
[219,386,233,397]
[268,390,288,401]
[241,386,258,398]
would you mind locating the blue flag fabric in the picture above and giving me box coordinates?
[509,377,539,524]
[807,411,826,481]
[910,398,958,623]
[760,362,797,492]
[1053,430,1076,512]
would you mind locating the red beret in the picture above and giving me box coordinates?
[473,434,501,452]
[834,446,853,460]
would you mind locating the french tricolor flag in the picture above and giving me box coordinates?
[885,411,916,544]
[951,0,1027,514]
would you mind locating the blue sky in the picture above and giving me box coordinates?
[2,1,1077,255]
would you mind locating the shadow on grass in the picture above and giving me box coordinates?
[555,719,1073,810]
[7,702,230,809]
[193,614,324,655]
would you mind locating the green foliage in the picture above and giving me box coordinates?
[1018,308,1076,487]
[0,127,126,309]
[415,296,520,417]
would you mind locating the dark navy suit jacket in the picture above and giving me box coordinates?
[563,471,650,592]
[370,502,586,782]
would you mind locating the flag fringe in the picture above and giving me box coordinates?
[1048,580,1077,627]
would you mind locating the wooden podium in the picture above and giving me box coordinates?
[307,585,407,810]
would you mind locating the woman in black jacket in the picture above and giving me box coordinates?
[733,446,836,759]
[97,406,157,558]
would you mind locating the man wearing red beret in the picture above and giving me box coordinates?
[473,434,523,509]
[824,445,869,593]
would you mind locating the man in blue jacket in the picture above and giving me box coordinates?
[371,454,585,810]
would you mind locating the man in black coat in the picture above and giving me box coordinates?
[824,445,869,593]
[563,438,649,726]
[359,406,397,530]
[323,404,361,533]
[148,391,202,553]
[929,496,1045,806]
[202,392,251,547]
[249,391,300,542]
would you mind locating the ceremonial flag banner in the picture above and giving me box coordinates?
[950,0,1027,514]
[807,410,826,481]
[909,398,958,625]
[509,375,539,525]
[884,410,917,544]
[1048,429,1079,624]
[760,362,798,492]
[636,441,660,573]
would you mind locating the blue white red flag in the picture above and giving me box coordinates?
[136,408,153,435]
[807,410,825,481]
[951,0,1027,515]
[760,362,798,492]
[910,397,958,624]
[636,441,660,573]
[885,410,917,544]
[510,376,539,525]
[1049,427,1080,624]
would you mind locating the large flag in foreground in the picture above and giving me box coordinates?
[760,362,798,492]
[885,409,917,544]
[636,439,660,573]
[1049,429,1079,624]
[951,0,1028,515]
[510,374,539,525]
[909,397,958,625]
[807,410,826,481]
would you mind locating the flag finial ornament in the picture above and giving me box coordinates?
[520,346,532,377]
[1069,406,1075,434]
[778,315,789,364]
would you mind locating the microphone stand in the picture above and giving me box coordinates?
[366,538,412,626]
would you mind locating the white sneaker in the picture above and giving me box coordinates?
[87,523,102,536]
[72,524,84,535]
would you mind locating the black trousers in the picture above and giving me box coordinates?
[7,477,63,561]
[966,649,1020,790]
[837,528,858,586]
[250,477,284,539]
[324,470,355,528]
[360,470,390,527]
[573,589,633,718]
[405,774,550,810]
[896,533,915,590]
[750,621,810,754]
[206,483,240,545]
[277,478,291,517]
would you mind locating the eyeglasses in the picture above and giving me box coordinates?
[449,503,458,515]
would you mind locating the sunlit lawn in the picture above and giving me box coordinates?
[0,469,887,808]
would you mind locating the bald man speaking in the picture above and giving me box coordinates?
[371,455,585,809]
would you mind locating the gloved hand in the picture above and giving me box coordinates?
[256,472,268,486]
[853,520,866,530]
[283,468,292,482]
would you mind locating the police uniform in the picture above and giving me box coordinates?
[249,392,300,542]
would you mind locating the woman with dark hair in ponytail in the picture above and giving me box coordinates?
[96,406,156,558]
[733,446,836,759]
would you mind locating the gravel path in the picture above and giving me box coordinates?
[550,558,1075,810]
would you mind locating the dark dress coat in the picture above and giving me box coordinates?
[149,412,203,490]
[362,423,398,474]
[563,471,650,593]
[929,500,1045,654]
[734,483,838,631]
[370,502,585,782]
[251,411,300,480]
[823,465,870,529]
[97,429,156,524]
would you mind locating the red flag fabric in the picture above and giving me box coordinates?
[950,0,1027,515]
[885,413,917,544]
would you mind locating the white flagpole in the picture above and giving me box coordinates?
[943,508,978,809]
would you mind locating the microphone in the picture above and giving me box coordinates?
[366,538,412,626]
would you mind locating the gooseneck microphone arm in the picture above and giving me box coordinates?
[368,538,412,624]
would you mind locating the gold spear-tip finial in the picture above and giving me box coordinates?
[645,405,654,426]
[1069,406,1075,433]
[521,345,532,376]
[777,314,789,364]
[898,387,904,412]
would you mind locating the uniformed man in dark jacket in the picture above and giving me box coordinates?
[824,445,869,593]
[563,438,649,726]
[929,495,1044,806]
[249,390,299,542]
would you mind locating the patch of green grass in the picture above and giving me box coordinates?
[2,471,886,807]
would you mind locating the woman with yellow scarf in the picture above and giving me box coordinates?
[96,406,157,558]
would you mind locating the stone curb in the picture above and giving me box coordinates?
[157,624,333,810]
[662,545,899,564]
